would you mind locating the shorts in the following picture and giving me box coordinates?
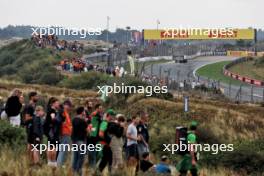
[47,135,59,145]
[27,136,35,144]
[127,144,138,159]
[47,129,59,145]
[28,140,41,150]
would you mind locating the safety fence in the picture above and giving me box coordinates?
[223,57,264,87]
[138,62,264,103]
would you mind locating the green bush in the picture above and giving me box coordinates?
[0,64,17,75]
[0,51,16,66]
[18,59,63,85]
[0,120,26,148]
[200,140,264,175]
[59,71,111,89]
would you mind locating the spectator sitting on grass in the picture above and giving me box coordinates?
[155,155,171,174]
[140,152,154,172]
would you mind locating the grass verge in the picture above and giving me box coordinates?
[229,59,264,81]
[196,61,246,86]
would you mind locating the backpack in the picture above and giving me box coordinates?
[107,122,124,138]
[176,126,198,156]
[175,126,188,155]
[98,121,123,145]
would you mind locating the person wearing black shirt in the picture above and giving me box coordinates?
[137,112,150,158]
[43,97,60,167]
[34,106,45,141]
[5,89,23,126]
[25,111,34,165]
[22,92,39,125]
[26,105,45,166]
[71,107,88,176]
[84,100,95,168]
[140,152,154,172]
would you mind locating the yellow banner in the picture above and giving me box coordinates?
[257,52,264,57]
[227,51,251,57]
[226,51,264,57]
[143,29,255,40]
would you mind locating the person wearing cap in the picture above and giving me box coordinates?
[155,155,171,174]
[176,121,199,176]
[57,99,73,167]
[98,109,116,173]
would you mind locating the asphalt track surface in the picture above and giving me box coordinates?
[145,56,264,102]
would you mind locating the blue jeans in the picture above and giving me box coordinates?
[72,141,86,175]
[57,135,71,166]
[88,149,97,167]
[87,137,97,167]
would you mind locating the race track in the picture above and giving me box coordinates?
[145,56,264,102]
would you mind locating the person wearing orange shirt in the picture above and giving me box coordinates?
[57,100,73,167]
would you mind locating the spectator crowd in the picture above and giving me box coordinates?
[31,34,84,52]
[59,58,126,78]
[0,89,179,176]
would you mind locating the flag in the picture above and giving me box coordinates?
[128,55,135,76]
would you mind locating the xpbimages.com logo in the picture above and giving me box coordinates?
[163,141,234,155]
[97,83,168,97]
[31,26,102,38]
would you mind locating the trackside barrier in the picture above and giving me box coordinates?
[223,57,264,87]
[227,50,264,57]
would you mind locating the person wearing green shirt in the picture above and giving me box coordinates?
[88,103,103,167]
[98,109,116,173]
[177,121,199,176]
[90,104,103,138]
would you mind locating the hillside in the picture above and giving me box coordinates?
[0,39,264,176]
[0,39,68,84]
[0,80,263,175]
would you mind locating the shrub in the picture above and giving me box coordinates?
[18,59,63,85]
[200,140,264,175]
[0,120,26,148]
[0,51,16,66]
[38,70,64,85]
[59,71,111,89]
[0,65,17,75]
[0,39,64,84]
